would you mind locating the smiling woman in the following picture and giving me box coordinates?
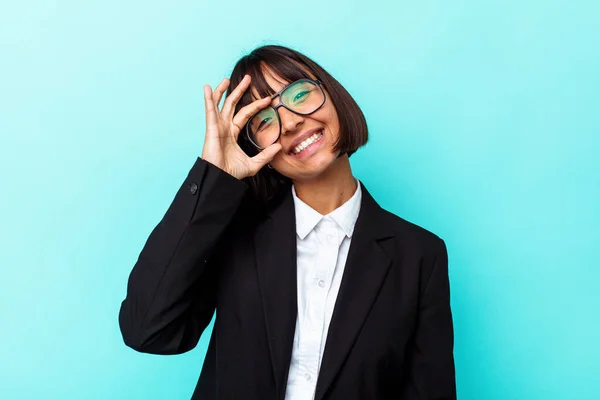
[118,44,456,400]
[230,45,369,204]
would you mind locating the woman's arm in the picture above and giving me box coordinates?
[119,73,282,356]
[402,238,457,399]
[118,157,248,355]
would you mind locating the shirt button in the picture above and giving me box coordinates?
[189,182,198,195]
[318,279,326,288]
[304,373,311,381]
[326,234,334,241]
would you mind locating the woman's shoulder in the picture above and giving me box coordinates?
[359,181,444,253]
[376,206,445,254]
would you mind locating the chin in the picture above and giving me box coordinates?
[273,149,339,182]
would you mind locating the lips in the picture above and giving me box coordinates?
[287,127,324,155]
[291,131,323,155]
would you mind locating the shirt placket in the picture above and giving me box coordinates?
[303,218,341,383]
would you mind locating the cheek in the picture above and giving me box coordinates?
[321,107,340,137]
[271,152,286,167]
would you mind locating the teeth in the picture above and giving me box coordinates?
[293,131,323,154]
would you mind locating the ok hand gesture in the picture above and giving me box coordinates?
[201,75,282,180]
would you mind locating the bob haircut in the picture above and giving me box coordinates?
[226,45,368,205]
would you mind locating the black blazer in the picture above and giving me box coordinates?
[119,158,456,400]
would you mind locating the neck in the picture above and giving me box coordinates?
[292,154,357,215]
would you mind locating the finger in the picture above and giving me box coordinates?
[221,74,252,118]
[212,78,230,110]
[248,143,282,174]
[204,85,218,128]
[230,96,272,138]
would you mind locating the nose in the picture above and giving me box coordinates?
[278,106,304,136]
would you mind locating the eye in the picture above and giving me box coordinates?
[257,117,273,132]
[293,91,309,102]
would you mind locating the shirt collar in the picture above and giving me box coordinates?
[291,179,362,240]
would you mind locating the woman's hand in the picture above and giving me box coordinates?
[201,75,282,180]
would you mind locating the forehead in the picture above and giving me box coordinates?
[261,69,289,93]
[249,63,317,100]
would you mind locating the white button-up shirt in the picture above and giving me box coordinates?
[284,180,362,400]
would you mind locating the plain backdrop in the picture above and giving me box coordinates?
[1,0,599,399]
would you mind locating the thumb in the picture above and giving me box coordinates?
[249,143,282,173]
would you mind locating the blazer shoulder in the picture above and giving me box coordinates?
[377,207,445,255]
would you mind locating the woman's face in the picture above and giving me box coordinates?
[254,69,342,182]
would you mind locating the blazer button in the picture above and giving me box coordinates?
[190,182,198,195]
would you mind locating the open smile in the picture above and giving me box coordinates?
[289,130,324,156]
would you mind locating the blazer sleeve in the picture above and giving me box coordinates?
[402,238,457,399]
[118,157,248,355]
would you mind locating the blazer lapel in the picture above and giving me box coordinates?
[314,183,395,400]
[254,191,298,400]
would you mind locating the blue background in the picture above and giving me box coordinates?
[1,0,599,399]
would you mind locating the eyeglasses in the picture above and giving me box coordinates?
[245,78,326,150]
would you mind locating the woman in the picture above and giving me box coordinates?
[119,45,456,400]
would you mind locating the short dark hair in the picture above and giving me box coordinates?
[226,44,368,205]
